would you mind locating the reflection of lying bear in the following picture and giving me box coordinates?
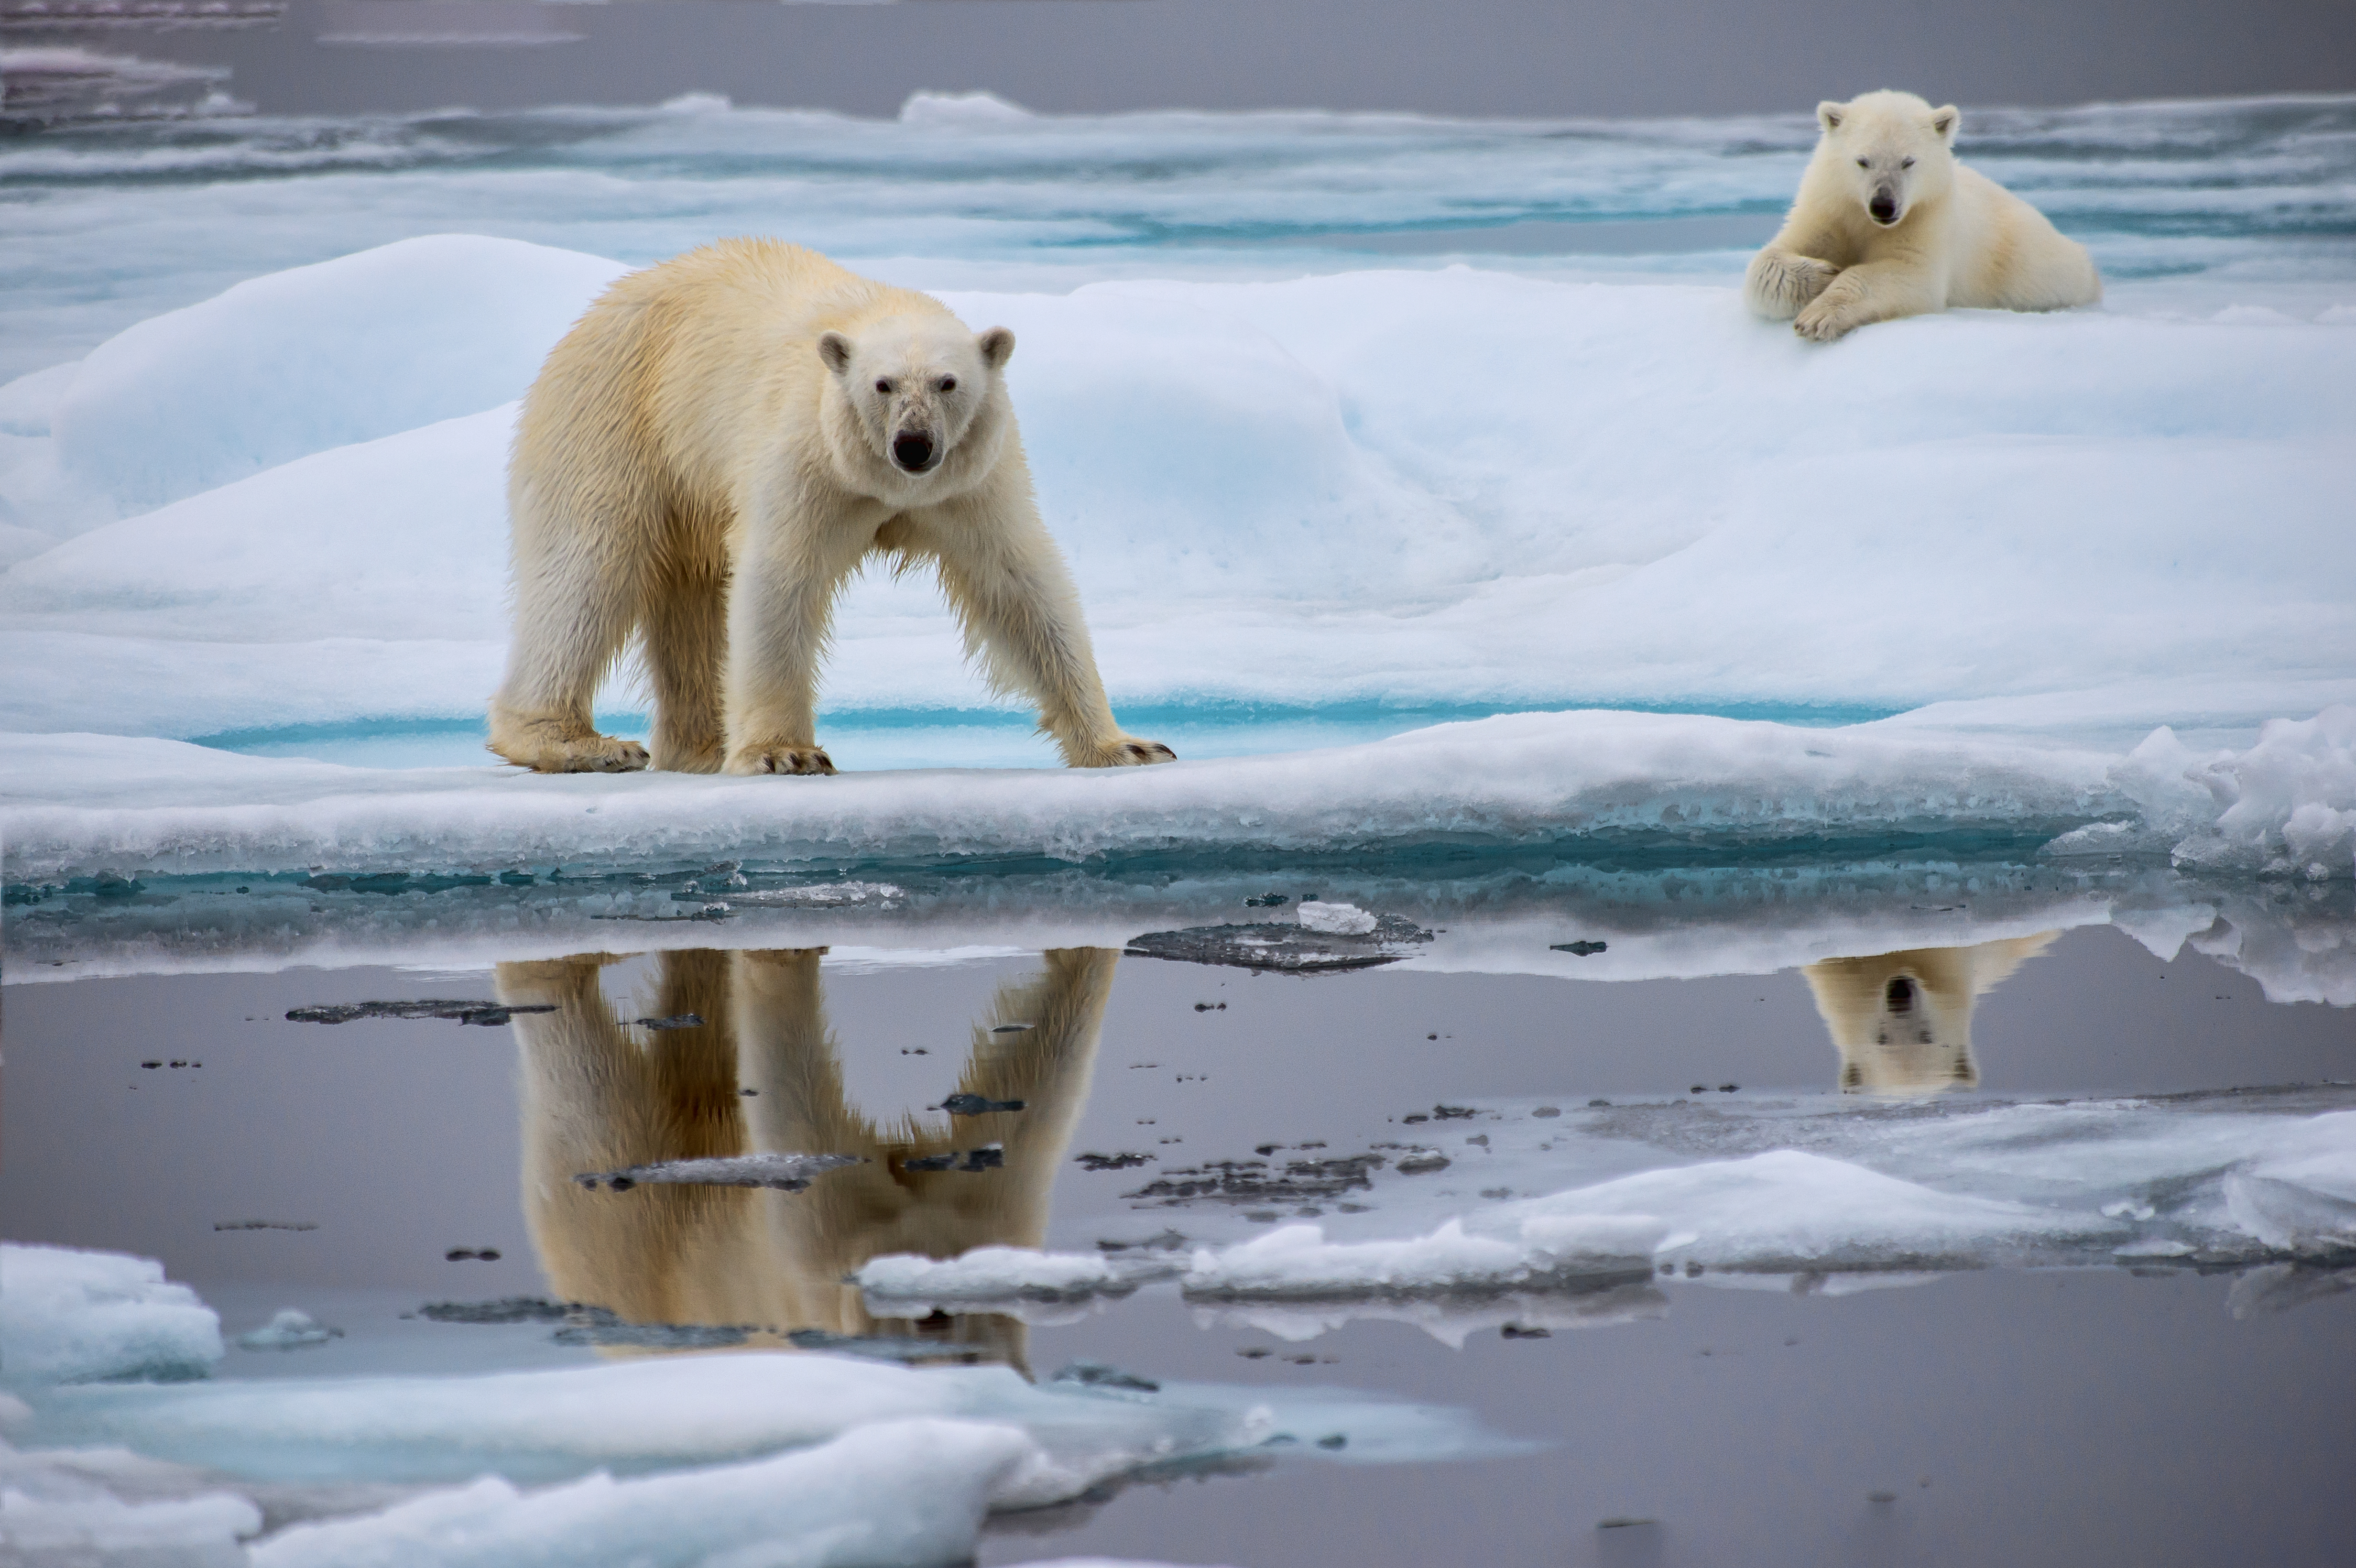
[497,947,1115,1370]
[1802,933,2057,1096]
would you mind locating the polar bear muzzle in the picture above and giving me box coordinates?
[892,429,938,472]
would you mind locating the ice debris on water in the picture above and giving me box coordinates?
[1551,939,1608,956]
[574,1153,864,1192]
[234,1310,341,1352]
[284,1000,556,1026]
[627,1013,702,1031]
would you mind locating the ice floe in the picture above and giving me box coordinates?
[0,1243,223,1386]
[246,1418,1032,1568]
[17,1344,1494,1497]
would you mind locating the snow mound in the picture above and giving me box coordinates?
[0,1243,222,1385]
[232,1310,341,1352]
[0,1435,259,1566]
[50,236,624,514]
[247,1417,1032,1568]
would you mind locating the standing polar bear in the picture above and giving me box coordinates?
[489,239,1173,775]
[1745,90,2100,342]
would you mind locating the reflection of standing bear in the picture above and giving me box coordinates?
[1803,933,2058,1096]
[1745,90,2100,342]
[488,240,1173,776]
[497,947,1116,1372]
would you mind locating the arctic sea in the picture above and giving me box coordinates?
[2,90,2354,1568]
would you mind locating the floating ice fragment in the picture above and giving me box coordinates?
[284,1000,554,1026]
[233,1310,341,1352]
[574,1153,864,1193]
[1296,901,1378,936]
[0,1243,222,1385]
[856,1247,1180,1307]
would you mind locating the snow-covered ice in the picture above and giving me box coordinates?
[245,1418,1034,1568]
[2,95,2353,894]
[0,1243,223,1386]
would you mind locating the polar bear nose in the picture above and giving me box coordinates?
[1869,188,1899,225]
[892,431,937,471]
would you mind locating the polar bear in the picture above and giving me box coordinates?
[1803,932,2058,1096]
[1745,90,2100,342]
[498,946,1117,1371]
[488,240,1173,775]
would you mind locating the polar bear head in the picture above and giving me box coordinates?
[1802,933,2057,1097]
[1813,90,1959,229]
[817,314,1015,487]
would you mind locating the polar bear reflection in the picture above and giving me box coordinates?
[496,948,1114,1371]
[1802,934,2057,1096]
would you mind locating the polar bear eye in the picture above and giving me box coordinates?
[1855,157,1869,168]
[1901,157,1915,169]
[937,376,957,393]
[874,379,893,395]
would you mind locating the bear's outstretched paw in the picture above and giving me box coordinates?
[1791,301,1856,343]
[726,744,838,777]
[1074,736,1176,768]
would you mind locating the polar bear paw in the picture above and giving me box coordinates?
[1792,297,1859,343]
[489,717,649,774]
[726,743,838,776]
[1072,735,1177,768]
[1746,252,1838,319]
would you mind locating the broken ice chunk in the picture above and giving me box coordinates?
[574,1153,864,1192]
[937,1093,1026,1116]
[235,1309,342,1352]
[1296,901,1378,936]
[0,1242,223,1384]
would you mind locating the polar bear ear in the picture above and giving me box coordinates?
[1930,106,1959,145]
[1817,101,1845,133]
[816,331,854,375]
[977,327,1015,370]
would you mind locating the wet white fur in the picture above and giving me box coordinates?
[489,239,1170,774]
[1745,90,2101,342]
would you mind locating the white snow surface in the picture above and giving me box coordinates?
[0,1244,223,1386]
[49,236,626,517]
[4,246,2351,749]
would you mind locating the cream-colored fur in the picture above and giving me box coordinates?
[489,239,1173,775]
[1803,932,2058,1096]
[498,947,1117,1372]
[1746,91,2101,342]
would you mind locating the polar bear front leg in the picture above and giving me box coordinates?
[1744,247,1840,320]
[1792,259,1945,342]
[720,535,849,777]
[924,490,1173,770]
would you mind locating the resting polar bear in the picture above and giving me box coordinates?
[1745,90,2100,342]
[1803,933,2058,1096]
[489,240,1172,775]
